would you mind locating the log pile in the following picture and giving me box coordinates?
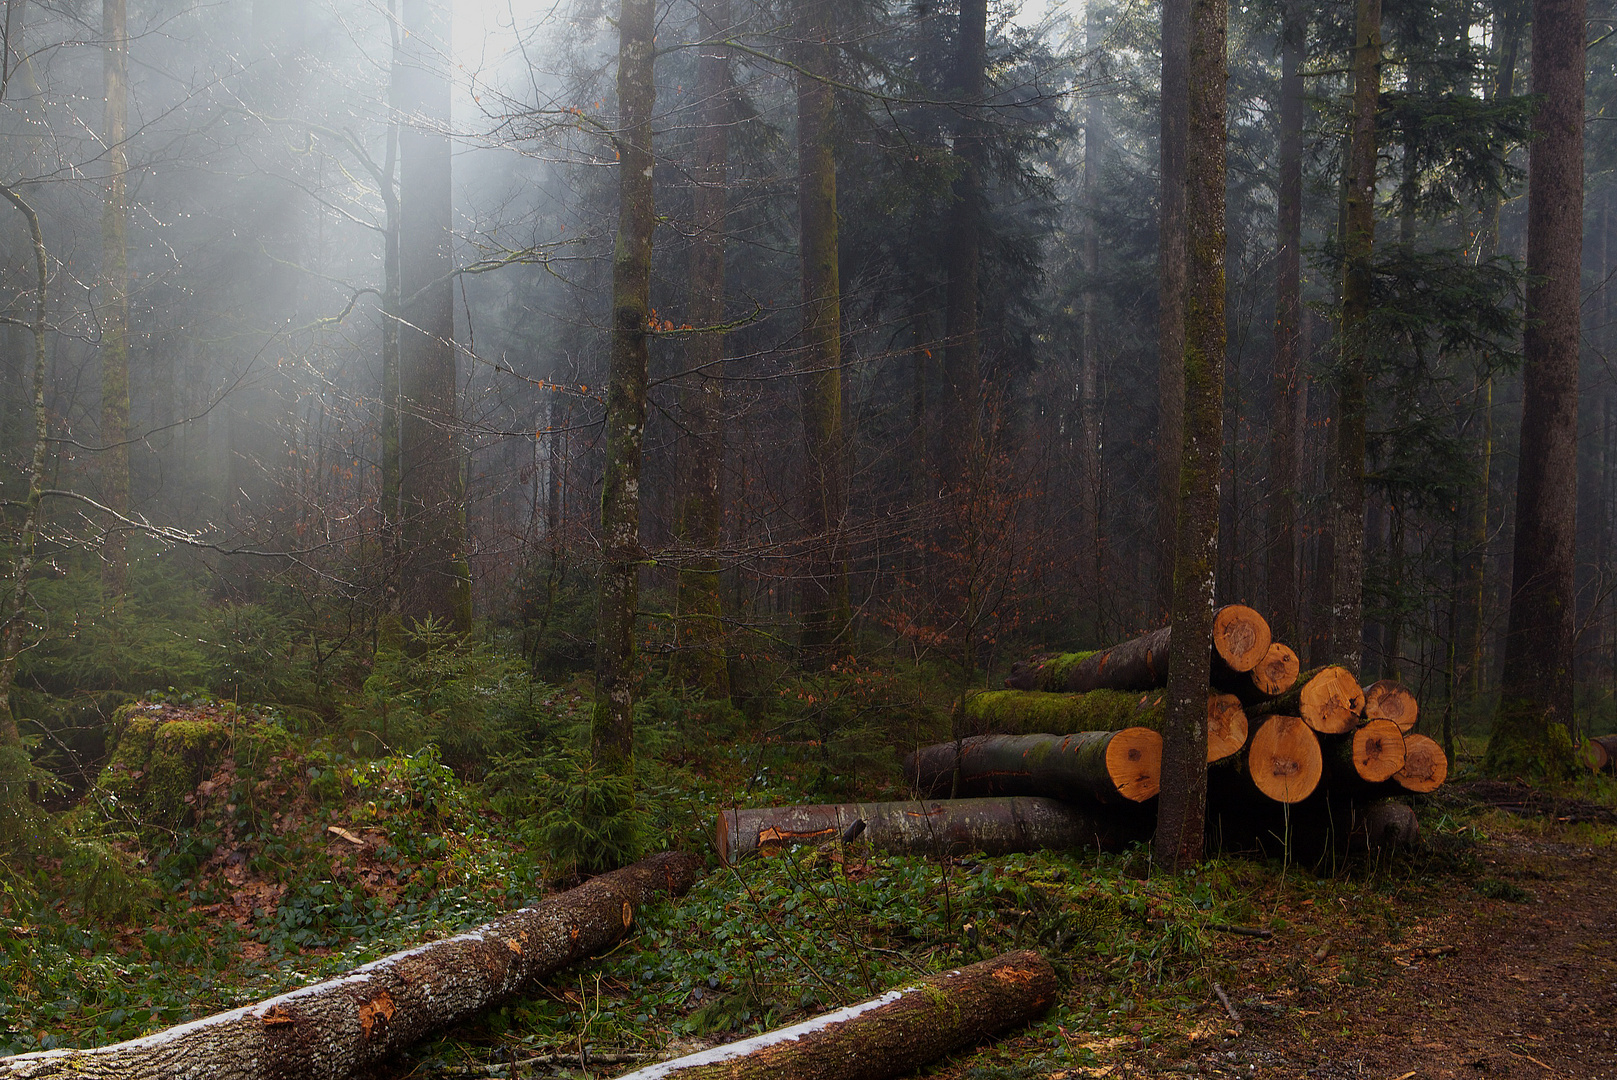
[721,604,1449,860]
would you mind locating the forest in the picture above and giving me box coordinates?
[0,0,1614,1076]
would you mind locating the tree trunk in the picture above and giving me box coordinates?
[0,184,49,746]
[1322,718,1406,784]
[1394,733,1447,792]
[397,0,469,630]
[1363,678,1418,732]
[1240,714,1323,803]
[905,730,1162,803]
[958,688,1247,763]
[1081,7,1105,626]
[1267,0,1304,647]
[1211,642,1300,703]
[100,0,129,598]
[1330,0,1381,673]
[1156,0,1189,620]
[795,0,849,663]
[380,0,403,591]
[1486,0,1585,779]
[673,0,732,701]
[609,952,1056,1080]
[0,854,701,1080]
[1005,606,1270,693]
[1154,0,1227,869]
[592,0,658,773]
[1251,665,1364,734]
[941,0,985,489]
[719,797,1146,861]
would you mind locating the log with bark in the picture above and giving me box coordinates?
[958,688,1247,763]
[1211,642,1301,703]
[1242,714,1323,803]
[1391,733,1448,793]
[1003,604,1271,692]
[903,730,1162,803]
[1582,733,1617,772]
[1251,666,1364,734]
[1363,679,1419,732]
[1208,792,1419,858]
[0,852,702,1080]
[609,951,1057,1080]
[1323,718,1406,785]
[718,797,1149,862]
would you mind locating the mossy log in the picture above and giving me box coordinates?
[718,797,1147,862]
[903,730,1162,803]
[1242,715,1323,803]
[1363,680,1419,732]
[1003,605,1271,693]
[609,951,1057,1080]
[1581,733,1617,771]
[1322,718,1406,785]
[1391,733,1447,793]
[0,853,702,1080]
[958,689,1246,763]
[1211,642,1300,703]
[1251,666,1364,734]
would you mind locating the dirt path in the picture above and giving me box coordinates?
[1157,826,1617,1080]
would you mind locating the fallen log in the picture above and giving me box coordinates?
[1583,733,1617,772]
[1252,666,1364,735]
[1323,718,1407,785]
[1391,733,1448,793]
[958,688,1247,763]
[1244,714,1323,803]
[1003,604,1271,692]
[609,951,1057,1080]
[0,852,702,1080]
[718,797,1149,862]
[1363,679,1419,732]
[904,730,1162,803]
[1212,642,1301,703]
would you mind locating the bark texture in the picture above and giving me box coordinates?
[1486,0,1586,779]
[1007,607,1268,693]
[0,854,701,1079]
[673,0,732,701]
[904,730,1162,804]
[795,0,850,662]
[1156,0,1189,618]
[941,0,985,487]
[397,0,470,629]
[958,689,1246,763]
[718,797,1146,862]
[100,0,129,597]
[593,0,658,771]
[1155,0,1227,869]
[1330,0,1381,672]
[608,952,1056,1080]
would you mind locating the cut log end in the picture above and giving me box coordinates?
[1105,726,1164,802]
[1249,642,1301,697]
[1583,738,1612,772]
[1206,693,1249,763]
[1298,666,1366,734]
[1351,718,1407,783]
[1394,733,1448,793]
[1364,679,1419,732]
[1247,715,1323,803]
[1212,604,1273,672]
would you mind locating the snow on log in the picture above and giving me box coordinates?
[1252,666,1364,735]
[958,688,1247,763]
[903,730,1161,803]
[0,852,702,1080]
[1362,680,1419,732]
[718,797,1147,863]
[1211,642,1300,703]
[1003,605,1271,692]
[1391,733,1448,793]
[609,950,1057,1080]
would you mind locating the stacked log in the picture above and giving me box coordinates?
[957,689,1247,763]
[904,730,1163,803]
[1005,604,1272,693]
[1581,733,1617,772]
